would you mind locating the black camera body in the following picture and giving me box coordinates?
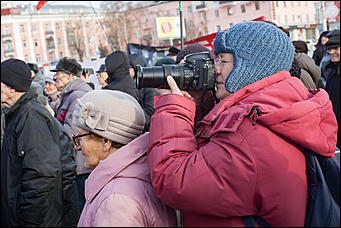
[136,52,215,90]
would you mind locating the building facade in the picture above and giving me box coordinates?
[2,1,339,67]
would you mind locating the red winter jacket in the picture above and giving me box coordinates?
[147,71,338,227]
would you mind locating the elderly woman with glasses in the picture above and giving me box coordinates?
[72,89,177,227]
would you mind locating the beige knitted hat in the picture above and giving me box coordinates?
[72,90,145,145]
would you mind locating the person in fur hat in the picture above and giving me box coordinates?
[50,56,92,213]
[146,21,338,226]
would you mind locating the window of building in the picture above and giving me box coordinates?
[292,15,295,23]
[201,12,207,23]
[37,54,41,63]
[241,5,246,13]
[215,9,219,18]
[32,24,37,33]
[255,1,260,10]
[86,22,89,29]
[56,23,60,31]
[306,14,309,23]
[5,41,13,50]
[21,25,25,33]
[25,55,29,62]
[34,39,39,47]
[166,10,170,17]
[277,15,281,24]
[283,1,287,7]
[298,15,302,24]
[187,6,192,13]
[23,40,27,48]
[144,15,148,23]
[49,52,54,61]
[60,52,63,58]
[45,23,49,31]
[98,36,102,44]
[58,37,62,45]
[276,1,279,7]
[176,8,179,16]
[285,15,288,24]
[5,26,10,35]
[216,25,221,32]
[90,49,93,56]
[229,22,234,27]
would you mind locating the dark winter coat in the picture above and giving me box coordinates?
[312,31,330,66]
[324,60,340,148]
[56,120,81,226]
[312,44,327,66]
[1,88,63,226]
[104,51,139,101]
[137,88,159,132]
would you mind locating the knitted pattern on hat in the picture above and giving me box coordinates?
[213,21,295,93]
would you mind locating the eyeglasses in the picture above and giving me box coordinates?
[72,132,91,147]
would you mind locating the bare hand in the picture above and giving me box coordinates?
[163,76,193,99]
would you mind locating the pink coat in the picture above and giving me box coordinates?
[77,133,177,227]
[147,71,338,227]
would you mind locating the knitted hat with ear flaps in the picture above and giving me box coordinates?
[72,90,145,145]
[213,21,295,93]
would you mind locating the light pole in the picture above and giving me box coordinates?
[179,1,183,50]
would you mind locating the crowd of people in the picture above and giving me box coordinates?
[1,20,339,227]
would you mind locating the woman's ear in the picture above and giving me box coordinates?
[103,138,112,152]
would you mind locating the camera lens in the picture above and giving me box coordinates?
[136,65,188,89]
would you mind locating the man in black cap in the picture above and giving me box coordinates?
[50,56,92,211]
[1,58,64,226]
[103,51,139,101]
[96,64,108,88]
[323,30,340,149]
[320,30,340,84]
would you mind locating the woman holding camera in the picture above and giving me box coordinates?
[147,21,338,227]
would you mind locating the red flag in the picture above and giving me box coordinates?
[36,1,48,11]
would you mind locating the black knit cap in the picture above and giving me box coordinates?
[175,43,214,64]
[1,58,32,92]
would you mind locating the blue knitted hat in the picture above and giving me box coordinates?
[213,21,295,93]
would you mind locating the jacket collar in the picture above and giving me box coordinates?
[6,89,38,118]
[201,71,291,124]
[84,132,149,203]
